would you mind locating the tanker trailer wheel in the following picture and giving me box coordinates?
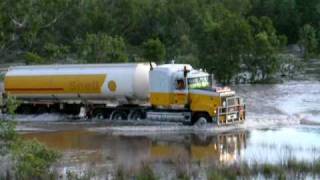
[128,110,145,121]
[95,112,105,120]
[110,110,128,120]
[92,109,106,120]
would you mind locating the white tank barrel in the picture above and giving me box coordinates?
[4,63,153,104]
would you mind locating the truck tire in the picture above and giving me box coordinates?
[110,110,128,120]
[90,108,108,120]
[128,110,144,121]
[93,111,105,120]
[192,113,210,127]
[194,117,207,127]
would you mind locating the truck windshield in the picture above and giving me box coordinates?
[188,76,210,89]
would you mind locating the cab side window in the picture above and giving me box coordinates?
[176,79,185,90]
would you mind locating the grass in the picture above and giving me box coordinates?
[110,157,318,180]
[63,151,320,179]
[66,170,95,180]
[208,169,237,180]
[205,158,320,180]
[135,164,158,180]
[114,163,158,180]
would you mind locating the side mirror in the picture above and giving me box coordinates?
[183,66,190,77]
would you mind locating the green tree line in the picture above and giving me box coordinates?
[0,0,319,82]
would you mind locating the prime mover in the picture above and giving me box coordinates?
[2,63,245,125]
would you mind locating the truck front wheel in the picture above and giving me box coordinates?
[192,113,211,127]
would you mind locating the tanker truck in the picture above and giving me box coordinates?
[2,63,245,125]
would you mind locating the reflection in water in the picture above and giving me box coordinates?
[21,126,320,178]
[23,130,248,172]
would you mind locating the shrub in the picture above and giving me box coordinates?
[0,96,19,141]
[0,120,17,142]
[11,139,60,179]
[0,96,60,179]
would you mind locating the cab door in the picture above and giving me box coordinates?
[173,78,188,105]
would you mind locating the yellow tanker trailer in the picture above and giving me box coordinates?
[3,63,245,125]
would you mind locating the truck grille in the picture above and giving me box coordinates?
[217,96,245,125]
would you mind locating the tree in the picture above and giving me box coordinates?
[0,0,312,83]
[199,14,253,83]
[245,16,284,81]
[250,0,300,43]
[296,0,320,27]
[24,52,46,65]
[253,32,280,80]
[2,0,68,50]
[75,33,128,63]
[0,6,6,52]
[142,38,166,63]
[299,24,318,58]
[222,0,252,15]
[108,0,150,45]
[44,43,69,60]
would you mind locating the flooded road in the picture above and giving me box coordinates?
[235,80,320,127]
[18,80,320,178]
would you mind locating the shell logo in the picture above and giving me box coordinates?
[108,80,117,92]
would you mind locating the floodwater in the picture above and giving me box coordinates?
[18,80,320,178]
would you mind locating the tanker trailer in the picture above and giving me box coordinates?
[3,63,151,116]
[2,63,246,125]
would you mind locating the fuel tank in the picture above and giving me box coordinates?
[4,63,152,103]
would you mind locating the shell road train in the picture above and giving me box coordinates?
[2,63,245,125]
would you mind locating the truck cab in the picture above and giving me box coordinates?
[149,64,245,125]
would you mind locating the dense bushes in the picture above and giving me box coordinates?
[12,139,59,179]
